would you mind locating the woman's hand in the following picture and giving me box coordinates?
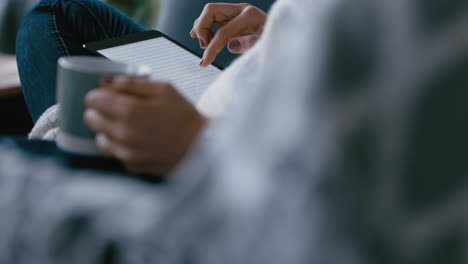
[84,77,206,176]
[191,3,267,67]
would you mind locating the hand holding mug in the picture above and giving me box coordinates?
[84,77,207,176]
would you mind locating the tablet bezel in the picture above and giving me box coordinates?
[83,30,224,70]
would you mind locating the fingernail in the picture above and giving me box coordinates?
[102,76,115,85]
[199,39,206,49]
[228,39,241,52]
[199,58,205,66]
[85,89,100,104]
[96,133,110,149]
[83,108,93,120]
[190,28,194,35]
[83,109,99,126]
[113,76,128,85]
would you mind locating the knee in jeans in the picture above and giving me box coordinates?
[16,1,52,55]
[56,0,102,14]
[54,0,105,28]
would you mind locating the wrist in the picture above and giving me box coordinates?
[165,113,207,174]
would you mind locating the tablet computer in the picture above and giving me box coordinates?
[84,30,223,103]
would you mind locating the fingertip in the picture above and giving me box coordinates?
[199,58,206,67]
[200,58,213,67]
[100,76,115,87]
[96,133,112,154]
[201,50,215,67]
[197,29,215,50]
[113,76,130,86]
[227,39,242,53]
[199,39,206,49]
[190,28,197,39]
[83,108,92,123]
[85,89,99,106]
[106,76,134,93]
[83,109,103,132]
[83,108,97,122]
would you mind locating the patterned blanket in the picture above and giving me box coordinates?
[1,0,468,263]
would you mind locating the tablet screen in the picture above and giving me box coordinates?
[97,37,222,103]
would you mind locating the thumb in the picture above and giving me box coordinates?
[227,34,260,54]
[100,76,156,97]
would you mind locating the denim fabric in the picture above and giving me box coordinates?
[16,0,145,123]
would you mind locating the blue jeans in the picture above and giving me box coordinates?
[16,0,145,123]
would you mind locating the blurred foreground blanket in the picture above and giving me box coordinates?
[2,0,468,263]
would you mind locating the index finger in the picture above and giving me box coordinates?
[200,11,254,67]
[193,3,248,48]
[85,88,138,120]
